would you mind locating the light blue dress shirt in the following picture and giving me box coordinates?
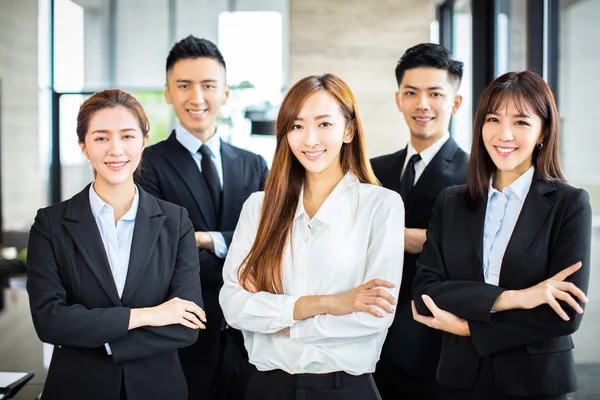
[89,184,139,355]
[175,125,228,259]
[482,166,534,286]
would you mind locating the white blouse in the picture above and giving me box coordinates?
[219,173,404,375]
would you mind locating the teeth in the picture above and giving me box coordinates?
[414,117,432,121]
[106,162,127,167]
[497,147,516,153]
[305,151,324,157]
[188,109,206,115]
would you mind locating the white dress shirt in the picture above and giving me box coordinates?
[220,173,405,375]
[175,125,228,258]
[402,132,450,183]
[483,166,534,286]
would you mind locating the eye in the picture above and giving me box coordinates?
[486,117,499,123]
[515,120,530,126]
[178,84,189,89]
[404,91,415,96]
[203,84,216,90]
[319,121,332,127]
[290,124,303,130]
[122,134,136,139]
[431,92,443,97]
[94,137,108,141]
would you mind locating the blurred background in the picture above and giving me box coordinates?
[0,0,598,398]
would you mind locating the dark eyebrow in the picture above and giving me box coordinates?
[175,78,218,84]
[294,114,334,121]
[90,128,138,135]
[403,85,446,91]
[487,111,533,119]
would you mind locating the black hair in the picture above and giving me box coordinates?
[395,43,463,89]
[166,35,226,73]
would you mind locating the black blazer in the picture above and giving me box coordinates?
[26,185,203,400]
[413,178,592,396]
[371,137,469,375]
[138,132,269,287]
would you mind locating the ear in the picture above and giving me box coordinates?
[143,134,150,148]
[79,140,87,158]
[164,83,172,105]
[451,94,463,115]
[395,91,403,113]
[343,120,355,144]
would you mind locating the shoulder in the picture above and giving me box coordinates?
[550,180,591,208]
[143,139,170,160]
[370,150,403,172]
[223,142,267,164]
[242,191,265,213]
[358,182,404,210]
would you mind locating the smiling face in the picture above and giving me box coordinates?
[164,57,230,140]
[286,91,353,179]
[396,67,462,151]
[482,99,543,181]
[80,106,149,189]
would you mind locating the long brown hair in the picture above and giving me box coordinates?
[464,71,565,208]
[238,74,378,294]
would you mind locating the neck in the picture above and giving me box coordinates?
[93,179,136,223]
[410,132,444,154]
[493,165,531,192]
[188,124,216,143]
[303,164,345,219]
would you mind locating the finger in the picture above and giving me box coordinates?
[421,295,441,316]
[548,297,570,321]
[554,281,589,304]
[183,312,206,329]
[184,302,207,322]
[411,301,434,327]
[355,302,384,318]
[179,317,202,330]
[365,288,397,305]
[362,279,395,290]
[552,288,584,314]
[371,297,395,313]
[552,262,582,281]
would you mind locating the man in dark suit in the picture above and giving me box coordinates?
[371,43,469,399]
[137,36,268,400]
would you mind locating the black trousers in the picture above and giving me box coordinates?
[440,357,568,400]
[245,368,382,400]
[179,285,253,400]
[373,355,443,399]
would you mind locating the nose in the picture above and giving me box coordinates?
[189,85,205,105]
[109,137,125,155]
[304,126,319,147]
[498,122,515,142]
[416,93,430,110]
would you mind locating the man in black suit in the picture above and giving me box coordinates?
[137,36,268,400]
[371,43,469,399]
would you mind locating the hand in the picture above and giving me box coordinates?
[148,297,207,329]
[404,228,427,254]
[516,262,588,321]
[327,279,396,318]
[195,231,215,252]
[411,296,470,336]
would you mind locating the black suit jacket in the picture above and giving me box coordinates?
[371,137,469,375]
[138,132,269,287]
[413,179,592,396]
[26,185,203,400]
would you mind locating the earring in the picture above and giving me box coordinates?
[536,143,543,150]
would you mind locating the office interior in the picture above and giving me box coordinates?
[0,0,598,399]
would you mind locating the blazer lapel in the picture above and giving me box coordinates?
[220,141,242,225]
[62,185,122,306]
[121,187,166,304]
[408,138,458,203]
[467,199,487,281]
[498,178,555,287]
[164,132,217,228]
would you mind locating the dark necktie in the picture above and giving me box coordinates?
[199,144,221,215]
[399,153,421,201]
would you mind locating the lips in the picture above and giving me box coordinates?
[413,116,434,126]
[302,150,326,160]
[105,161,129,171]
[187,109,208,119]
[494,146,517,156]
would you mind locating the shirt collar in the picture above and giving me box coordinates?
[175,124,221,157]
[89,183,139,221]
[294,172,359,226]
[407,132,450,167]
[488,166,534,202]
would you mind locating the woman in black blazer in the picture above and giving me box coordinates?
[411,71,592,400]
[26,89,206,400]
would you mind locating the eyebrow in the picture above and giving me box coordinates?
[90,128,139,134]
[487,111,533,119]
[175,78,218,84]
[294,114,334,121]
[403,85,446,91]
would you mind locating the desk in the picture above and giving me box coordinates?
[0,289,45,400]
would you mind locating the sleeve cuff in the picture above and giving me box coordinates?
[105,342,113,355]
[208,232,228,259]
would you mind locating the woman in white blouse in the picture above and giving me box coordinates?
[219,74,405,399]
